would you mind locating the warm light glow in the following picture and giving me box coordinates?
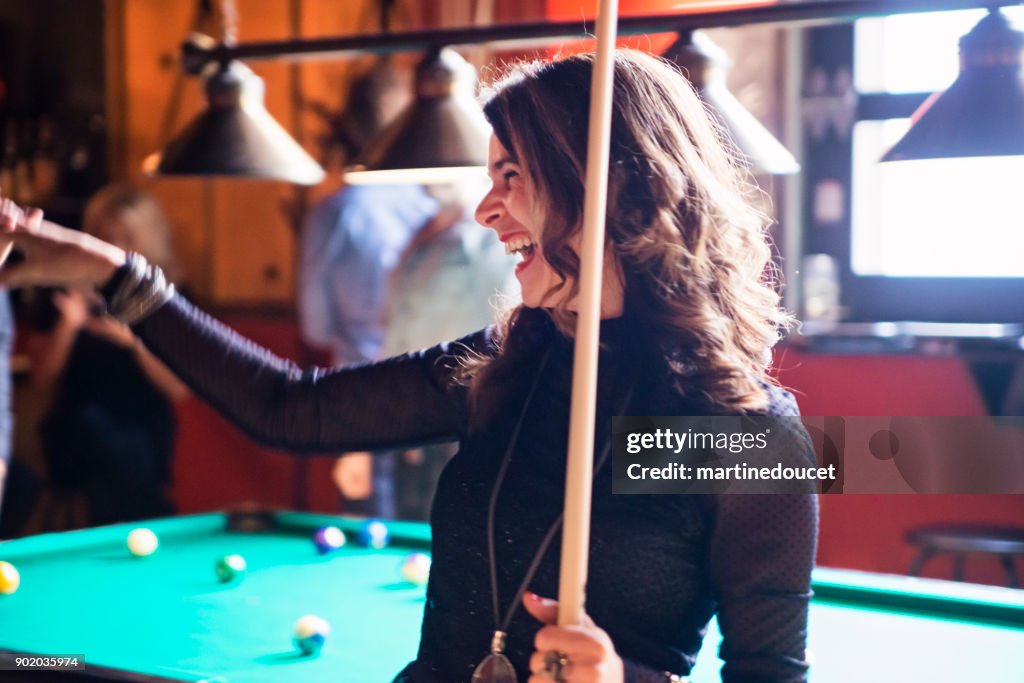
[141,152,161,175]
[344,166,488,185]
[855,8,1024,94]
[670,0,775,12]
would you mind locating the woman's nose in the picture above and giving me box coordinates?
[474,189,504,228]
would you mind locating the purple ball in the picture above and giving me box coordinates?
[312,526,346,555]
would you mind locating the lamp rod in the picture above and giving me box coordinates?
[183,0,1022,69]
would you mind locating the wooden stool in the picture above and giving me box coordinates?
[907,524,1024,588]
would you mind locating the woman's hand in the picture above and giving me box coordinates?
[524,592,625,683]
[0,198,126,289]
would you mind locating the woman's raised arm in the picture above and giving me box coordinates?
[0,199,487,454]
[135,295,486,453]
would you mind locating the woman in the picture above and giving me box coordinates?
[0,51,816,683]
[29,184,188,527]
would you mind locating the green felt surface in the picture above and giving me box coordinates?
[692,567,1024,682]
[0,513,430,682]
[2,513,1023,683]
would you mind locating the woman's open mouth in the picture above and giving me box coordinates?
[504,233,537,273]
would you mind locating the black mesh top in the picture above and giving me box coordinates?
[134,295,818,683]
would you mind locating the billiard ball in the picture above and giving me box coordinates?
[215,554,247,583]
[399,552,431,586]
[126,528,158,557]
[356,520,389,549]
[312,526,346,555]
[293,614,330,655]
[0,561,20,595]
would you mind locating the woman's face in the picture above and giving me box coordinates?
[475,135,562,308]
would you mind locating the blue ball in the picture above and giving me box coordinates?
[312,526,346,555]
[356,520,389,549]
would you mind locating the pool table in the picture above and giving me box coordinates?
[1,511,1022,682]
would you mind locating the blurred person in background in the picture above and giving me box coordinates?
[375,182,516,520]
[0,287,12,528]
[28,183,188,527]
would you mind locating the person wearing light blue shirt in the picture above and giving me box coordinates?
[298,182,516,518]
[298,183,439,516]
[298,184,439,366]
[379,201,518,519]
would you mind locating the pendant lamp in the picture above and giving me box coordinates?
[144,60,326,185]
[882,8,1024,162]
[665,30,800,175]
[344,47,491,184]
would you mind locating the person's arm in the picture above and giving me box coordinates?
[133,342,190,402]
[0,205,490,455]
[708,492,818,682]
[133,294,490,454]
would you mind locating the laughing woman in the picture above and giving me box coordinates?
[0,50,816,683]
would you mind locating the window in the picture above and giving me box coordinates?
[851,9,1024,282]
[805,8,1024,322]
[851,120,1024,279]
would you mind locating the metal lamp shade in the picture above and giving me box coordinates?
[146,63,325,185]
[345,48,490,185]
[882,10,1024,162]
[665,31,799,176]
[700,82,801,175]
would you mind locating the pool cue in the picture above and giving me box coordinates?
[557,0,620,627]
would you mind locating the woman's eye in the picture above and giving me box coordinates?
[502,170,519,183]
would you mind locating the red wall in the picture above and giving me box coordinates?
[170,315,341,516]
[775,347,1024,586]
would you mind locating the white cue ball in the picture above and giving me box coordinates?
[126,528,159,557]
[294,614,331,655]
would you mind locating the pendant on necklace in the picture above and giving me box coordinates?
[471,630,517,683]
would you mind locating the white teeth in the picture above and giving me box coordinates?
[504,235,535,257]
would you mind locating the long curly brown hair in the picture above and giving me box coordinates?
[464,50,790,424]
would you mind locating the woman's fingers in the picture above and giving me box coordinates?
[0,200,35,271]
[25,207,44,231]
[0,206,126,289]
[523,593,596,629]
[524,594,623,682]
[534,625,608,668]
[0,198,27,231]
[523,592,560,624]
[528,643,602,670]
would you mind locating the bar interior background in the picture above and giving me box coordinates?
[1,0,1022,587]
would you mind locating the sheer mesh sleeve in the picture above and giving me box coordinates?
[709,493,817,682]
[708,389,819,682]
[132,295,493,454]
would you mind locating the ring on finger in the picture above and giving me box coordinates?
[542,650,570,682]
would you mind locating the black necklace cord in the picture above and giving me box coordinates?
[485,353,634,635]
